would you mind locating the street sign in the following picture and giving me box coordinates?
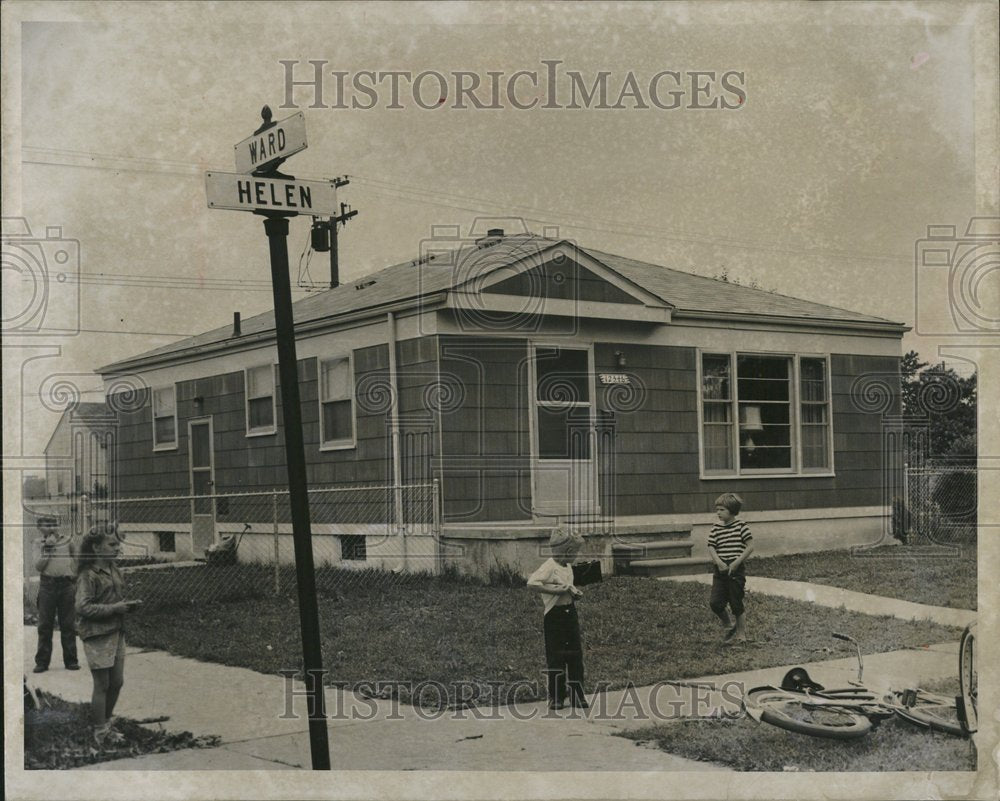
[233,111,307,174]
[205,171,338,215]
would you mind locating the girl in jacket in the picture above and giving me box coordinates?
[75,523,142,745]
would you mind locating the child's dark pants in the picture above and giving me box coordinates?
[543,603,585,704]
[35,575,79,668]
[709,567,746,618]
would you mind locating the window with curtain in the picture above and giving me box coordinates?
[246,364,275,433]
[152,386,177,448]
[320,356,354,447]
[700,353,832,475]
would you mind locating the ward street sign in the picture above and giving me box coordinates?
[234,110,307,174]
[205,171,338,215]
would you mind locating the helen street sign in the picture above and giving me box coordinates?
[234,111,307,174]
[205,172,338,215]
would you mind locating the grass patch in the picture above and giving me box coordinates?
[126,568,962,708]
[24,690,220,769]
[750,545,977,610]
[619,713,976,771]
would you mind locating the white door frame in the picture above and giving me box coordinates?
[527,341,600,520]
[188,416,217,552]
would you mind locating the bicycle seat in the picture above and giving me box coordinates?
[780,667,826,692]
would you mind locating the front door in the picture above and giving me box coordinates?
[529,344,599,520]
[188,418,216,554]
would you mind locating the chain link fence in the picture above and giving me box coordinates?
[23,482,440,616]
[903,463,977,546]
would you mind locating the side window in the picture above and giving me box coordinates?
[320,356,355,448]
[152,386,177,450]
[246,365,276,435]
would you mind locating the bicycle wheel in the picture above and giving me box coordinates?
[894,690,965,738]
[959,625,977,720]
[745,688,872,740]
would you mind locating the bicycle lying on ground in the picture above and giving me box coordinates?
[743,630,977,740]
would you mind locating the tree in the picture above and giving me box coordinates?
[899,351,976,459]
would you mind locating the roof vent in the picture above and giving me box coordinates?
[475,228,504,248]
[233,312,241,337]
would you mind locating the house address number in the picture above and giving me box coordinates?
[598,373,631,385]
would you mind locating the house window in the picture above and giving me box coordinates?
[535,347,591,460]
[157,531,176,553]
[245,365,276,434]
[152,386,177,450]
[340,534,366,561]
[319,356,355,448]
[700,353,832,476]
[800,357,831,471]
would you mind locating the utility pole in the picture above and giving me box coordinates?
[325,177,357,289]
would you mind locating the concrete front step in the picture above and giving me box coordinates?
[612,541,693,559]
[630,556,714,578]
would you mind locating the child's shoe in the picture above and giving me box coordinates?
[723,625,737,643]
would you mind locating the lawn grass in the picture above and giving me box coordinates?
[24,690,220,769]
[750,545,977,610]
[618,713,976,772]
[126,567,963,708]
[621,675,975,771]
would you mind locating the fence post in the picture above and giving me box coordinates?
[432,478,441,575]
[272,492,280,595]
[903,461,909,539]
[79,493,90,536]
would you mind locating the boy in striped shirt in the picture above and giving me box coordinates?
[707,493,754,644]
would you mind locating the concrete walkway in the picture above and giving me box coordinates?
[23,621,965,772]
[662,574,977,629]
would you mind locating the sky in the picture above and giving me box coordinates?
[3,0,998,464]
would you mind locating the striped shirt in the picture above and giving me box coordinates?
[707,519,752,565]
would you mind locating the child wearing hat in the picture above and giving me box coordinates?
[527,527,588,710]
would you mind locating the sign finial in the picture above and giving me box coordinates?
[261,105,273,124]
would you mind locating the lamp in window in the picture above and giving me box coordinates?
[740,405,764,455]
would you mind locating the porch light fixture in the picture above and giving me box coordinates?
[614,351,627,368]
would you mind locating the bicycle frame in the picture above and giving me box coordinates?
[744,631,973,739]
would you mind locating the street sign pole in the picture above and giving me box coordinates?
[262,213,331,771]
[207,107,334,769]
[249,106,330,770]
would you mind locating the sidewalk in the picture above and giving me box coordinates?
[661,575,976,628]
[22,580,974,771]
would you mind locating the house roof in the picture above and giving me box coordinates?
[71,401,115,419]
[43,402,115,456]
[99,234,905,373]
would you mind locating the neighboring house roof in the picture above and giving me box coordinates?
[70,402,116,419]
[43,402,116,456]
[99,234,905,374]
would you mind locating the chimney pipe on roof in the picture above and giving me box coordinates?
[233,312,241,337]
[475,228,505,248]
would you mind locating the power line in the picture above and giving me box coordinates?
[22,144,914,266]
[349,175,911,265]
[12,326,196,337]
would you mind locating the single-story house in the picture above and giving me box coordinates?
[97,230,906,576]
[43,401,116,499]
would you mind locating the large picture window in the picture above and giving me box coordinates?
[245,364,276,435]
[152,386,177,450]
[320,356,355,449]
[699,352,832,476]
